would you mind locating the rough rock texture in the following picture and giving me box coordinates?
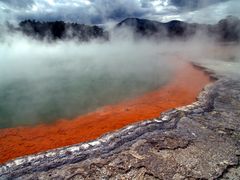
[0,76,240,179]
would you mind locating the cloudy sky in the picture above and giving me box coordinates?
[0,0,240,24]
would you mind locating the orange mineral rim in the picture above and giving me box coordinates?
[0,61,212,164]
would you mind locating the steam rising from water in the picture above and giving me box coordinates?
[0,26,240,128]
[0,32,174,128]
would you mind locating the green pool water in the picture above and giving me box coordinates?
[0,57,172,128]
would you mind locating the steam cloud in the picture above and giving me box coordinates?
[0,19,240,128]
[0,29,175,128]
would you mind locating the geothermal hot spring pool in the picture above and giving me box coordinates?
[0,53,172,129]
[0,38,211,163]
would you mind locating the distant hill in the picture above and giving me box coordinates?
[117,16,240,42]
[217,16,240,42]
[14,16,240,42]
[116,18,194,38]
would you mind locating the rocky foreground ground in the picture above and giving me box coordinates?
[0,68,240,179]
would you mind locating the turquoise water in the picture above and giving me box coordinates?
[0,57,172,128]
[0,35,175,128]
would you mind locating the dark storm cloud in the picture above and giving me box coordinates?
[0,0,34,8]
[0,0,239,24]
[9,0,152,24]
[91,0,150,22]
[170,0,227,10]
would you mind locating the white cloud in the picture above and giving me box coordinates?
[46,0,55,6]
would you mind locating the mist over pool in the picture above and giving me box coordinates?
[0,33,174,128]
[1,25,240,129]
